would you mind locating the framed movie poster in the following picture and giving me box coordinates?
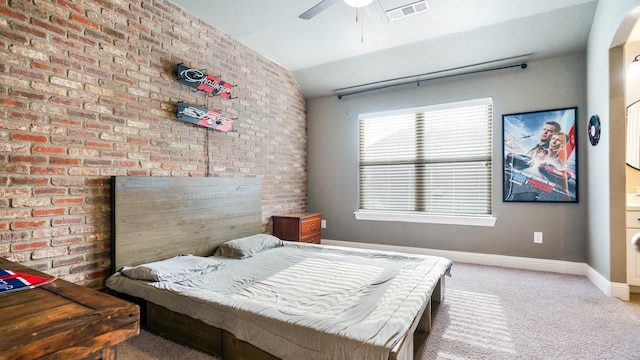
[503,107,577,203]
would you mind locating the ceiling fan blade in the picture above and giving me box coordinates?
[299,0,341,20]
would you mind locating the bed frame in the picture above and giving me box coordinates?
[110,176,445,360]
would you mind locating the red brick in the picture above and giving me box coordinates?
[56,0,84,14]
[114,160,138,167]
[0,28,28,44]
[9,88,47,100]
[127,169,149,176]
[161,163,180,170]
[51,36,83,51]
[11,177,49,186]
[85,159,112,166]
[127,136,146,144]
[32,246,69,260]
[70,261,98,274]
[11,133,47,142]
[10,155,48,163]
[11,240,49,252]
[52,216,84,226]
[11,67,48,82]
[51,236,83,246]
[0,6,28,22]
[33,187,66,196]
[32,145,66,154]
[9,110,46,122]
[0,208,31,220]
[86,268,109,280]
[52,255,85,268]
[50,96,83,108]
[51,157,82,165]
[52,197,84,205]
[84,178,109,186]
[32,166,67,175]
[32,227,70,239]
[12,219,48,230]
[49,116,83,127]
[33,207,67,217]
[0,99,27,109]
[70,13,99,30]
[85,141,112,149]
[31,18,66,36]
[140,146,160,153]
[85,122,111,131]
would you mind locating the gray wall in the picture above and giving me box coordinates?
[307,54,587,262]
[586,0,640,282]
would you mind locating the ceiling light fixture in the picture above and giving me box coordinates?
[344,0,373,8]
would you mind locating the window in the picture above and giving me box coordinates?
[356,98,495,226]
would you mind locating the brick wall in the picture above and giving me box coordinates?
[0,0,308,287]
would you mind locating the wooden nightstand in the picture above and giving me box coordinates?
[272,212,322,244]
[0,258,140,360]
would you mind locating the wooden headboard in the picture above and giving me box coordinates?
[110,176,262,273]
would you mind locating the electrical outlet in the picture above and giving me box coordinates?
[534,232,543,244]
[321,220,326,229]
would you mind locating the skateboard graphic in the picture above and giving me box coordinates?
[177,101,233,132]
[177,64,234,98]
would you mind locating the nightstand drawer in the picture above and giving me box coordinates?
[301,217,321,237]
[300,233,321,244]
[272,212,322,243]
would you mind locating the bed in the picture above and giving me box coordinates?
[106,176,452,360]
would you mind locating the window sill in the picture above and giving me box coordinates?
[353,210,497,227]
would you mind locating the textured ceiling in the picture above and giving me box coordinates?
[170,0,599,99]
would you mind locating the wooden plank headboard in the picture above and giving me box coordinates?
[110,176,262,273]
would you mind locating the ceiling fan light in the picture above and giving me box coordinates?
[344,0,374,8]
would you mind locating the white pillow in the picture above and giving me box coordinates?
[121,255,224,282]
[214,234,283,259]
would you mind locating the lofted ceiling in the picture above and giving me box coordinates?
[170,0,599,99]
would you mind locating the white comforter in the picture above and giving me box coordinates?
[106,243,452,360]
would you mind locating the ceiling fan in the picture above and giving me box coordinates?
[299,0,375,20]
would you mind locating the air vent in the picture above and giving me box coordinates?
[385,0,430,21]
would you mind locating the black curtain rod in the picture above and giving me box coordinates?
[336,63,528,99]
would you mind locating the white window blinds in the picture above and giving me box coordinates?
[358,98,493,216]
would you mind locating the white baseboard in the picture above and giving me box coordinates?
[321,239,630,300]
[586,266,631,301]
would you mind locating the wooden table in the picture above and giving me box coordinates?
[0,258,140,359]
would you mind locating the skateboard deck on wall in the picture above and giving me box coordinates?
[177,101,233,132]
[177,63,234,98]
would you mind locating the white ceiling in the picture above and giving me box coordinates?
[170,0,599,99]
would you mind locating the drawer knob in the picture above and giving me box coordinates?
[309,224,315,230]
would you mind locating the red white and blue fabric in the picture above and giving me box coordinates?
[0,269,55,295]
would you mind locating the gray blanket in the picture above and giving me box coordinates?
[106,242,452,360]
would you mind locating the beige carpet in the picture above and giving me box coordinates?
[117,263,640,360]
[118,329,218,360]
[423,263,640,359]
